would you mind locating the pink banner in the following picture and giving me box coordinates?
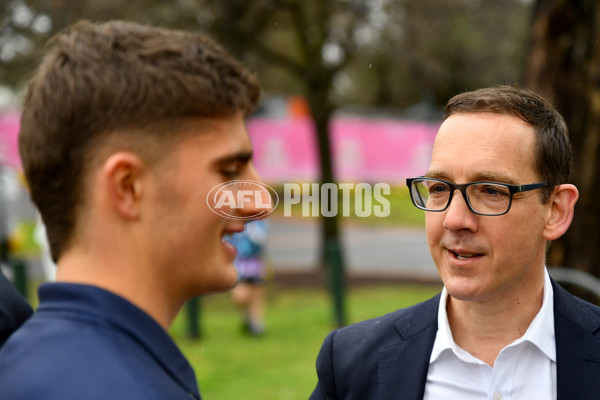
[246,117,319,182]
[247,116,439,184]
[0,111,22,169]
[0,111,440,183]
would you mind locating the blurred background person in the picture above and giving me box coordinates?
[0,267,32,348]
[229,219,269,336]
[0,163,32,347]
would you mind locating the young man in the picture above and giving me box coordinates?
[310,86,600,399]
[0,20,268,399]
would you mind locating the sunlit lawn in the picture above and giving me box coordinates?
[270,185,425,227]
[170,283,441,400]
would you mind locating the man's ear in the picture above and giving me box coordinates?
[543,184,579,241]
[101,153,145,220]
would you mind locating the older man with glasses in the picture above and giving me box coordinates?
[309,85,600,400]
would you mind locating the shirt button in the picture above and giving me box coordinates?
[493,393,503,400]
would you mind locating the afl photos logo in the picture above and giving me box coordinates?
[206,180,278,220]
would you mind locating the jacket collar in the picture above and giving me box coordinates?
[377,294,439,400]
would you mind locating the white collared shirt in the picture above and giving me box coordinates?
[424,269,556,400]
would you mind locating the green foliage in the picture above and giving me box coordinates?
[10,220,41,257]
[170,284,441,400]
[2,0,531,109]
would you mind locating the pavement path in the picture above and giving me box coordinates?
[265,218,439,282]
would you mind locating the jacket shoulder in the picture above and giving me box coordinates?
[553,280,600,334]
[328,293,440,356]
[310,294,440,400]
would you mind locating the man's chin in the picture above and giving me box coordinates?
[442,277,489,303]
[215,267,240,292]
[188,268,239,297]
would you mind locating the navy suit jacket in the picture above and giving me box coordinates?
[309,280,600,400]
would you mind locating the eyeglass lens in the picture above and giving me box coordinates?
[411,179,511,215]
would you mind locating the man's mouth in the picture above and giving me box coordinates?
[450,250,482,260]
[455,253,476,260]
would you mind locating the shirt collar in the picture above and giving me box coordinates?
[430,268,555,364]
[37,282,201,399]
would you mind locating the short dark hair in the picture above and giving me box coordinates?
[19,20,260,261]
[445,85,571,203]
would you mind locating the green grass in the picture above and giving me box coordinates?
[169,283,441,400]
[270,185,425,227]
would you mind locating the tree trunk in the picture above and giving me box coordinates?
[307,79,347,327]
[525,0,600,279]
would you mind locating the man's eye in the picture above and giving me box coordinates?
[221,169,240,179]
[479,185,509,197]
[429,184,449,194]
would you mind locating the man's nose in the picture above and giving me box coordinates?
[237,165,273,220]
[442,189,478,232]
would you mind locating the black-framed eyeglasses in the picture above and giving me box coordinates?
[406,177,548,216]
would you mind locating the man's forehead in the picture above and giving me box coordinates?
[433,112,536,151]
[429,112,538,182]
[437,112,534,137]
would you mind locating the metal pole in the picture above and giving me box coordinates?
[185,297,202,339]
[326,238,346,327]
[10,258,28,299]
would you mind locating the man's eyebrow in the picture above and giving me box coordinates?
[424,170,448,180]
[470,172,518,184]
[424,170,518,184]
[215,151,253,164]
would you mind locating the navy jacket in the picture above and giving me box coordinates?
[310,280,600,400]
[0,283,200,400]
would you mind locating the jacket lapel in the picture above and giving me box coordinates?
[553,280,600,400]
[378,294,439,400]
